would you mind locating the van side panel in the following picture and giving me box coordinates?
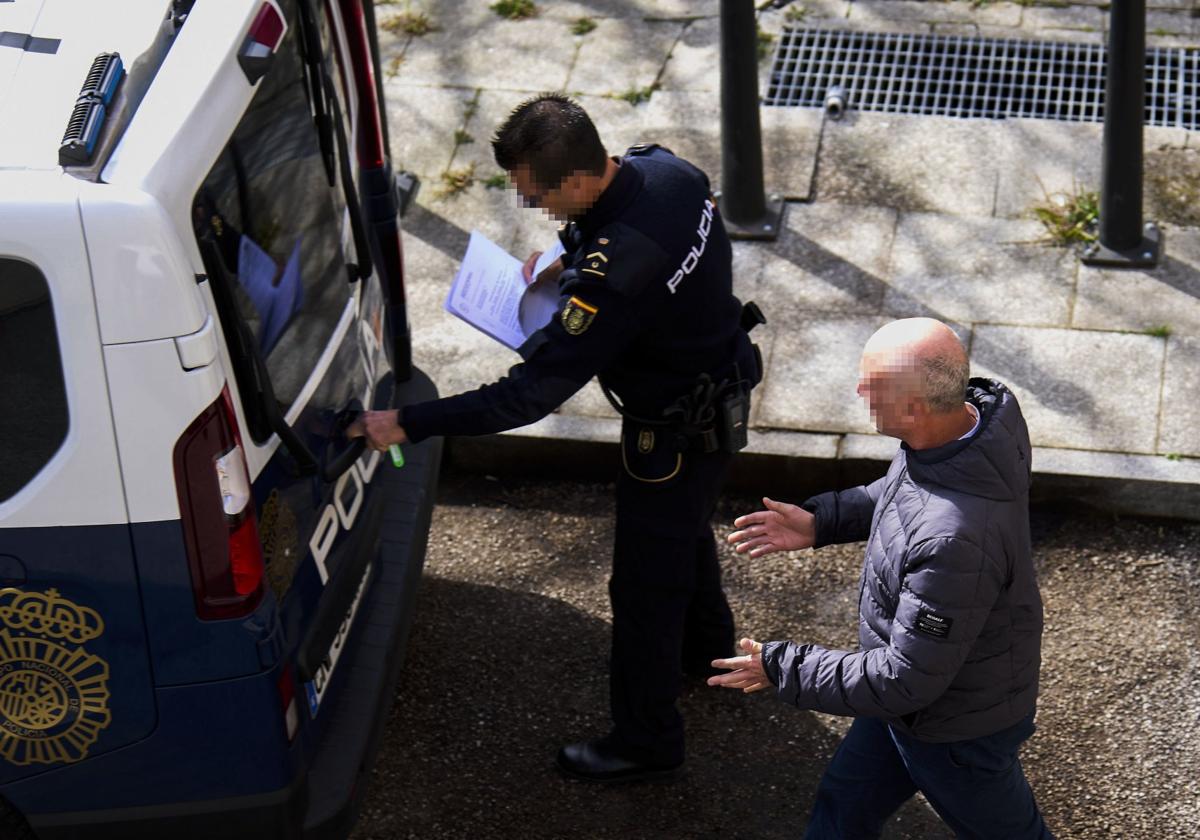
[80,186,209,346]
[102,338,223,525]
[128,521,274,686]
[0,525,156,786]
[0,175,127,529]
[8,669,298,817]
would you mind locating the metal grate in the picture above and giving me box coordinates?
[766,28,1200,130]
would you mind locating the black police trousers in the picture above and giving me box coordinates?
[608,443,735,766]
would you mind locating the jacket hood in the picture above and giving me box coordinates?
[902,378,1032,501]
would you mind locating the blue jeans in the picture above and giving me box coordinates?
[804,713,1053,840]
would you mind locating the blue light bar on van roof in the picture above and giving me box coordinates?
[78,51,124,106]
[58,52,124,167]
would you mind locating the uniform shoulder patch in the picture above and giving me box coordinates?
[625,142,674,157]
[561,296,598,336]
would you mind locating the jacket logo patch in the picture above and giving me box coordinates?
[561,296,598,335]
[0,588,112,766]
[915,608,953,639]
[637,429,655,453]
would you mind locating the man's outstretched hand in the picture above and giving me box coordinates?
[708,638,771,693]
[727,497,816,558]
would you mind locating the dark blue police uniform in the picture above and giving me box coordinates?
[401,145,761,765]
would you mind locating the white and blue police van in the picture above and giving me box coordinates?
[0,1,439,836]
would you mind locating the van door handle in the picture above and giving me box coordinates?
[321,403,365,482]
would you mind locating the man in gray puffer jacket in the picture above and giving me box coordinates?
[712,318,1052,839]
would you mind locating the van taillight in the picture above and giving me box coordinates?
[173,389,265,620]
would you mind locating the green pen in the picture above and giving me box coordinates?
[389,443,405,468]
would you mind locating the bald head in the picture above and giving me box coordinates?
[857,319,972,443]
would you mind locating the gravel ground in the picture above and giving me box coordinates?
[350,468,1200,840]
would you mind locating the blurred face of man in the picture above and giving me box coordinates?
[857,349,923,438]
[509,164,594,222]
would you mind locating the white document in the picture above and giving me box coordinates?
[444,231,565,350]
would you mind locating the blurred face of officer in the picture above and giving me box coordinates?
[509,163,596,222]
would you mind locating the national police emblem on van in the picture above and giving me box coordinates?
[561,296,598,336]
[0,588,112,765]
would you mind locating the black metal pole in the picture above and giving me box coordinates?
[1084,0,1161,267]
[718,0,782,240]
[1101,0,1145,250]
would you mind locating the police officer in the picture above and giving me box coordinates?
[352,93,762,782]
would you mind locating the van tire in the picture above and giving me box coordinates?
[0,798,36,840]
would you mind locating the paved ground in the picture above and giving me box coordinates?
[378,0,1200,519]
[348,471,1200,839]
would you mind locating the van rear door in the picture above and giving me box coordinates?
[189,0,396,742]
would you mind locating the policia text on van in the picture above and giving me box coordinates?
[0,1,437,838]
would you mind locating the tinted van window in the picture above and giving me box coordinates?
[192,0,351,422]
[0,260,69,503]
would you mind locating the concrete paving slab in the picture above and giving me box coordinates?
[755,314,889,435]
[1030,446,1200,520]
[418,182,525,254]
[758,106,824,200]
[639,93,822,199]
[559,381,620,420]
[929,22,981,38]
[391,18,575,91]
[503,411,622,444]
[1159,336,1200,458]
[658,17,718,92]
[817,112,1000,216]
[841,432,899,461]
[1145,9,1200,37]
[885,213,1076,326]
[512,0,713,20]
[1072,227,1200,337]
[566,17,684,96]
[991,120,1101,220]
[849,0,1022,27]
[752,202,897,315]
[1018,4,1107,37]
[970,325,1165,454]
[1145,145,1200,228]
[747,428,844,460]
[385,84,479,180]
[757,0,853,37]
[634,91,720,180]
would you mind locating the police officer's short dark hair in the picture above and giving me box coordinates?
[492,93,608,187]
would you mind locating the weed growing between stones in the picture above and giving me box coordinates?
[571,17,597,36]
[1031,187,1099,246]
[436,164,476,199]
[490,0,537,20]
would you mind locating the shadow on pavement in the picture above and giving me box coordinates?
[352,574,950,839]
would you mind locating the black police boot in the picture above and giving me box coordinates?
[556,737,682,783]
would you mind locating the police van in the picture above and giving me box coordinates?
[0,0,439,837]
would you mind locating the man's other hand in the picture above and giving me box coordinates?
[727,497,816,558]
[346,410,408,451]
[708,638,771,693]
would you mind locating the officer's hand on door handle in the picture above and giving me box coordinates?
[347,410,408,452]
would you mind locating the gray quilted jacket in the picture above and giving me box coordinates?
[761,378,1043,742]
